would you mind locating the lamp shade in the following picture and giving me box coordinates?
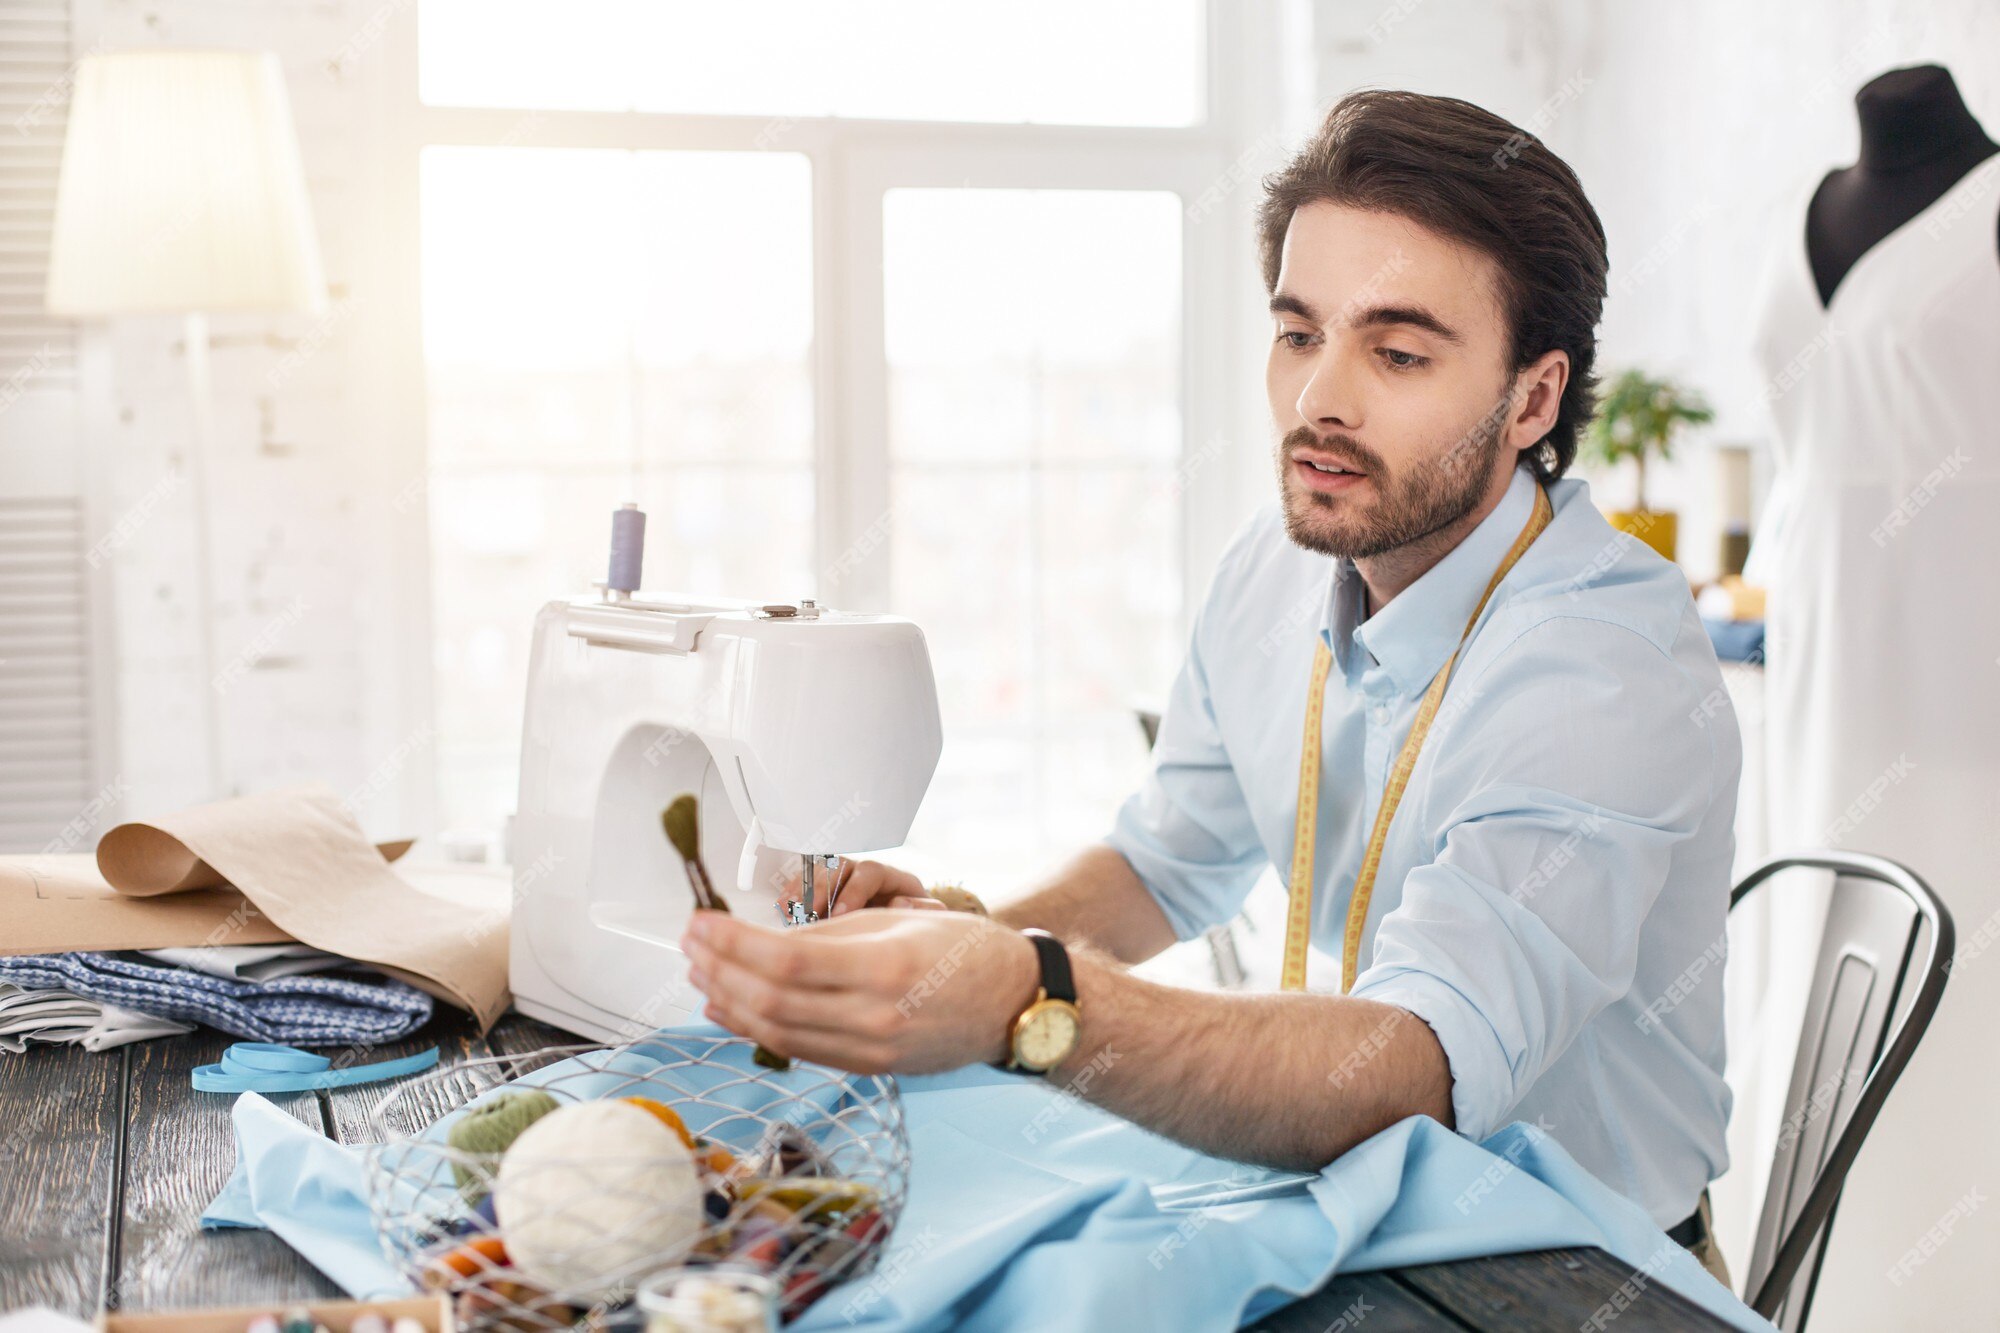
[46,50,325,316]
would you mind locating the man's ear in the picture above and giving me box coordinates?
[1508,349,1569,456]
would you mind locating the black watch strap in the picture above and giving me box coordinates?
[1021,928,1075,1003]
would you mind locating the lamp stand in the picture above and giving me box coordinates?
[183,310,227,798]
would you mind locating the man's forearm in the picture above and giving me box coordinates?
[1048,947,1455,1171]
[992,842,1178,965]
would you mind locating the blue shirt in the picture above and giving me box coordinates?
[1106,466,1739,1227]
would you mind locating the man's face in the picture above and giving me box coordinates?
[1265,200,1525,560]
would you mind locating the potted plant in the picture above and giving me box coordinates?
[1581,368,1714,562]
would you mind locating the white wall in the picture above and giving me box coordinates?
[63,0,432,842]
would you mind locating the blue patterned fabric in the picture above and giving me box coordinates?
[0,951,431,1046]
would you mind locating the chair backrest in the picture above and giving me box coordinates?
[1732,852,1954,1330]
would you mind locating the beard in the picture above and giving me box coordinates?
[1275,410,1508,560]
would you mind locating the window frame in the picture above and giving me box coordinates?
[378,1,1273,834]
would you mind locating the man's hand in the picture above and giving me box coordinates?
[680,907,1039,1074]
[777,859,944,916]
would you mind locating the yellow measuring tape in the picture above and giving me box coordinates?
[1281,483,1553,995]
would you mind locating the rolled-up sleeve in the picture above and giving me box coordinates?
[1104,594,1268,942]
[1347,616,1716,1142]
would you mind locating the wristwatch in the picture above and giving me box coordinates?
[999,928,1082,1074]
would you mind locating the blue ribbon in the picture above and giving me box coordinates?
[192,1041,440,1093]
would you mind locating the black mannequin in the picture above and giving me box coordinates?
[1805,64,1998,309]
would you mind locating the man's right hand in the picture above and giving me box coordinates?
[779,859,946,917]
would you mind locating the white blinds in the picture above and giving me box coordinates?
[0,1,77,386]
[0,1,94,852]
[0,497,93,851]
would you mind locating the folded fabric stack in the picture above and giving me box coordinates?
[0,982,195,1053]
[0,947,433,1049]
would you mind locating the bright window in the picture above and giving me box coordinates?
[415,3,1228,880]
[421,147,816,829]
[419,0,1205,127]
[884,189,1182,877]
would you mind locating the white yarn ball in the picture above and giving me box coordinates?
[494,1099,702,1293]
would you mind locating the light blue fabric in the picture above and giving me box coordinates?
[203,1027,1772,1331]
[1105,467,1743,1227]
[202,1092,411,1299]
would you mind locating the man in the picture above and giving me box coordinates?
[680,89,1739,1283]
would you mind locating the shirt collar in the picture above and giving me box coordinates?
[1319,466,1542,696]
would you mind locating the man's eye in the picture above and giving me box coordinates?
[1379,348,1429,370]
[1277,330,1316,349]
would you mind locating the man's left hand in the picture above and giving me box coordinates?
[680,908,1040,1074]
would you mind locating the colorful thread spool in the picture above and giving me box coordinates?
[446,1088,560,1203]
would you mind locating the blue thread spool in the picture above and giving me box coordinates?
[608,503,646,594]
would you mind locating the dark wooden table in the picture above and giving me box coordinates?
[0,1011,1737,1331]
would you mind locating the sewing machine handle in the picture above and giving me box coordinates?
[565,603,716,654]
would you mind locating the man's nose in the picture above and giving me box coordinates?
[1294,351,1362,433]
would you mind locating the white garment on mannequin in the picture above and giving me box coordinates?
[1740,151,2000,1329]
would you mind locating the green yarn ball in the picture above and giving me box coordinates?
[448,1089,560,1202]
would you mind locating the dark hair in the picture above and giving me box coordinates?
[1257,88,1607,484]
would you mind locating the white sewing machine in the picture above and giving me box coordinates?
[508,506,943,1042]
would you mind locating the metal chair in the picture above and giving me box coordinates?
[1730,852,1954,1330]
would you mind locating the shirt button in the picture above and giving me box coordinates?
[1370,704,1391,725]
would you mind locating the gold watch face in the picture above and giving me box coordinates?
[1014,999,1081,1072]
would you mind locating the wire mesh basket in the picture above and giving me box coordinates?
[364,1033,910,1330]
